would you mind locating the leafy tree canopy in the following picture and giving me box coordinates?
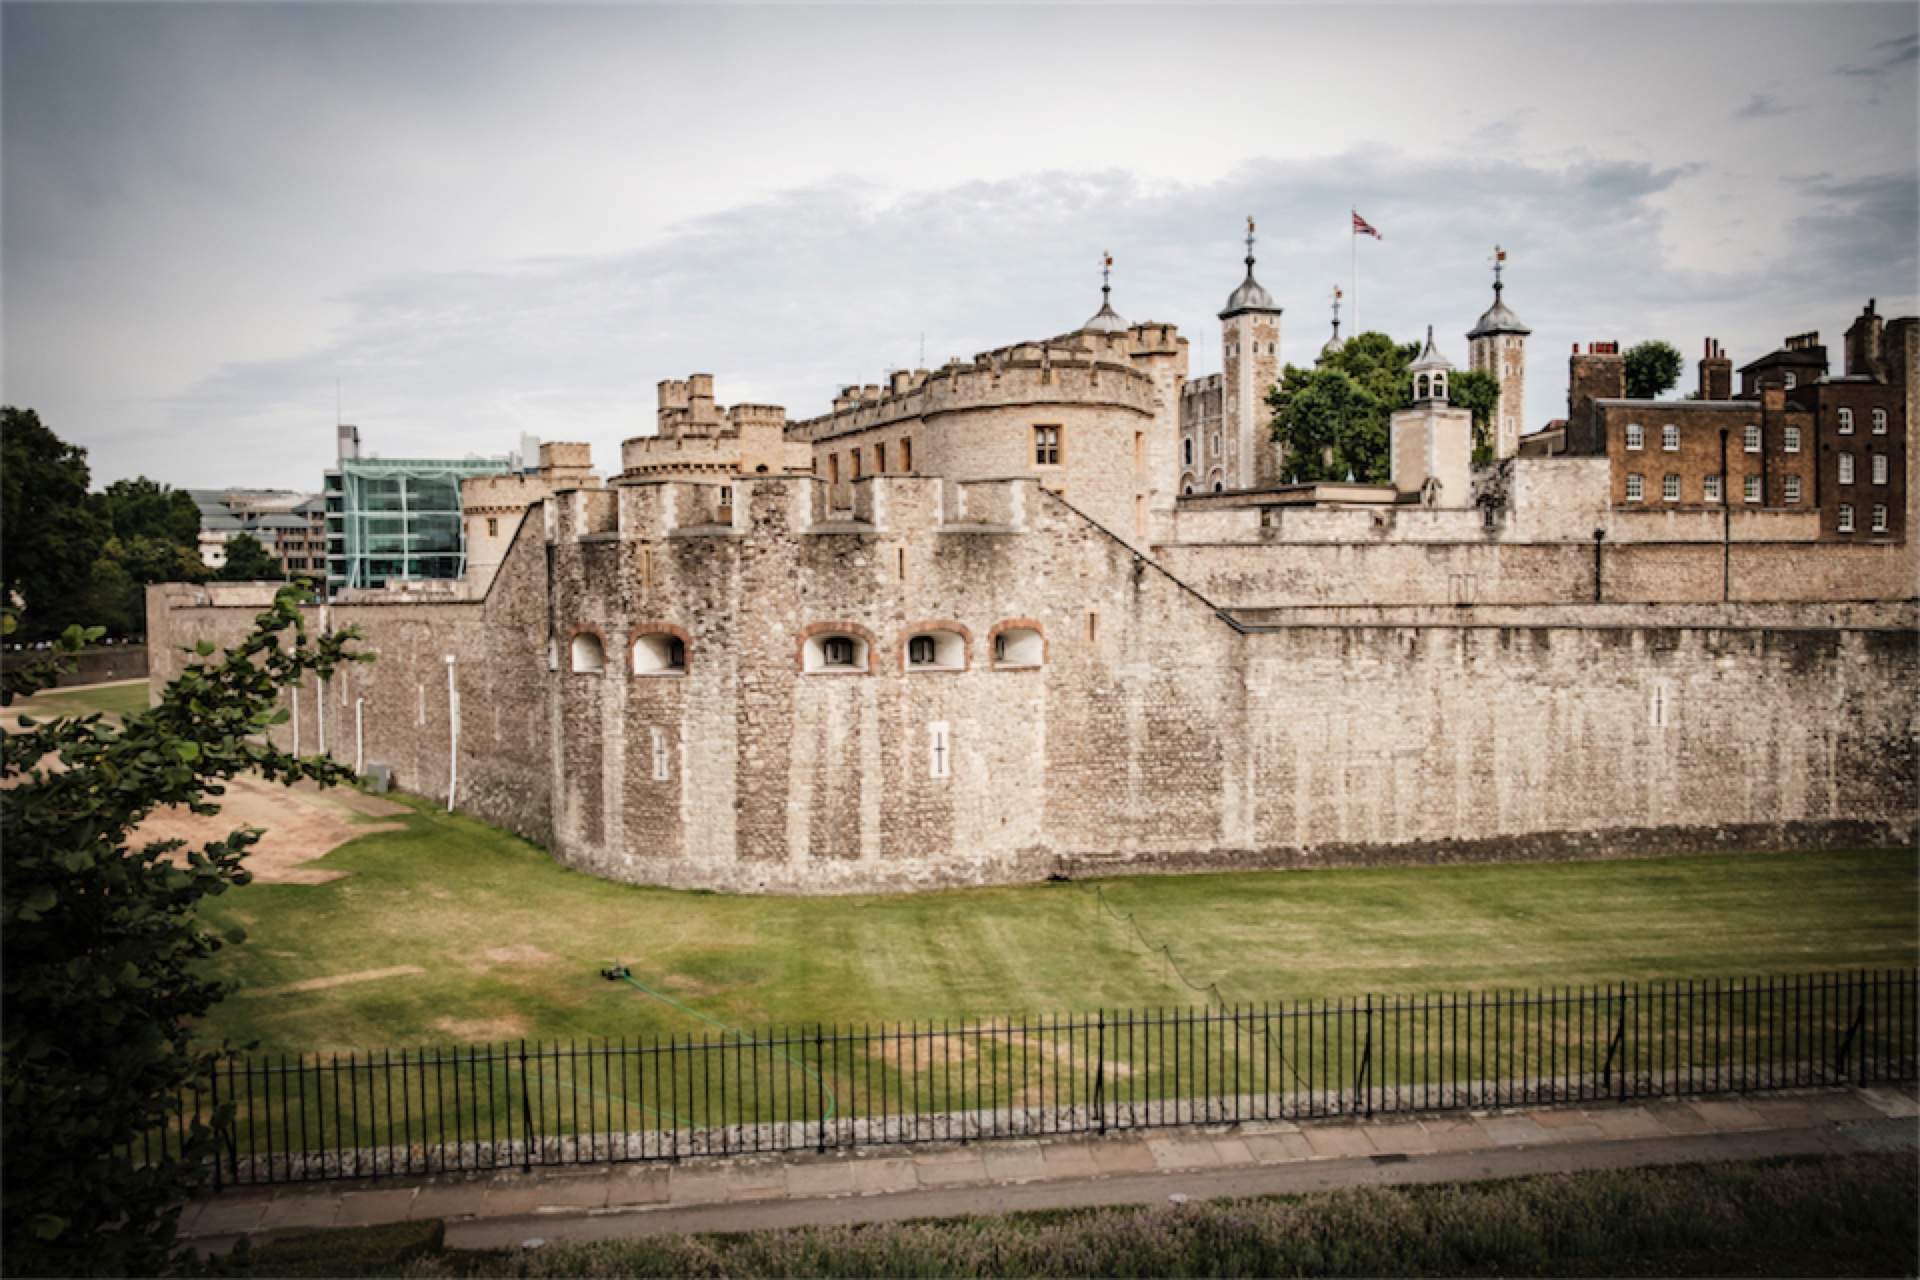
[1273,332,1516,484]
[0,589,364,1275]
[218,532,281,582]
[2,412,212,639]
[1625,340,1685,400]
[1,407,104,640]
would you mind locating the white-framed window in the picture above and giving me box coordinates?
[1838,408,1854,434]
[1743,423,1761,452]
[1662,473,1680,502]
[570,633,606,674]
[928,721,951,780]
[1783,475,1801,504]
[1625,473,1644,503]
[1872,454,1888,485]
[1033,425,1061,466]
[1838,503,1854,532]
[1743,475,1761,503]
[650,726,670,781]
[1784,426,1801,453]
[1662,424,1680,451]
[905,629,965,672]
[1784,371,1797,390]
[1839,453,1854,485]
[632,633,687,676]
[1871,504,1888,533]
[1625,422,1644,450]
[803,632,870,673]
[992,627,1044,668]
[1703,474,1722,503]
[1872,408,1888,434]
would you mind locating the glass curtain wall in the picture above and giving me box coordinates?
[326,458,509,590]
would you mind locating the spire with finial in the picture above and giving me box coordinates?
[1221,215,1279,317]
[1082,249,1129,333]
[1469,243,1530,339]
[1319,284,1346,362]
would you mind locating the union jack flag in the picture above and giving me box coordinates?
[1352,210,1382,239]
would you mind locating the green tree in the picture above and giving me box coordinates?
[218,532,281,582]
[1449,368,1502,464]
[1267,332,1420,484]
[1,588,363,1275]
[1625,340,1685,400]
[84,478,211,635]
[1,408,104,640]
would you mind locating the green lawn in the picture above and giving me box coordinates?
[10,677,151,721]
[195,791,1919,1054]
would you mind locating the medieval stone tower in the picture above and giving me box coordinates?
[1467,247,1530,460]
[1221,218,1284,488]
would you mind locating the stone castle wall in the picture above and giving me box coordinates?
[148,474,1919,895]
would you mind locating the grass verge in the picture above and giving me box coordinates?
[185,1153,1919,1278]
[193,789,1917,1053]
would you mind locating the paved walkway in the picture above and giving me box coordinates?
[180,1086,1918,1253]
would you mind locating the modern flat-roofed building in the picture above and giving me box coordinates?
[324,425,515,591]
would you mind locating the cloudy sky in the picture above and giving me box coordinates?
[4,2,1915,492]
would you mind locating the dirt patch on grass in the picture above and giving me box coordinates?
[135,776,407,884]
[435,1015,529,1043]
[470,944,558,970]
[243,965,425,998]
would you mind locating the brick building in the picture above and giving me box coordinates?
[1560,301,1910,543]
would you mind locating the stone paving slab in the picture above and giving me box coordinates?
[180,1086,1913,1251]
[1300,1123,1376,1159]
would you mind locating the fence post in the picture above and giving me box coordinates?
[1360,994,1374,1119]
[208,1057,223,1192]
[1617,983,1630,1103]
[815,1027,827,1155]
[518,1042,533,1172]
[1095,1009,1106,1136]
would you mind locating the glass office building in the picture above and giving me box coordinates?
[325,452,511,591]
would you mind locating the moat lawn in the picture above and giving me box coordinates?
[192,792,1919,1054]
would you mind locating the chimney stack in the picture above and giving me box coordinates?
[1698,337,1732,401]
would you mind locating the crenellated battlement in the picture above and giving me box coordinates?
[791,348,1161,443]
[551,473,1048,546]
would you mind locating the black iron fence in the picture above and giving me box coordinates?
[148,969,1915,1189]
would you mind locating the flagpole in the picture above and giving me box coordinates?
[1351,213,1358,336]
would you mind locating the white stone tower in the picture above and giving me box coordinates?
[1391,326,1473,508]
[1220,217,1283,489]
[1466,245,1531,460]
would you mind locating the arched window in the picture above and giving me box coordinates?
[1416,373,1430,400]
[801,628,872,674]
[902,627,966,672]
[632,632,687,675]
[570,632,606,674]
[1212,481,1224,493]
[991,624,1044,669]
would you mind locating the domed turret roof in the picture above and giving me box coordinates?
[1222,273,1277,316]
[1082,250,1129,334]
[1083,298,1129,334]
[1468,284,1531,338]
[1319,333,1345,362]
[1410,325,1453,372]
[1220,216,1281,318]
[1468,251,1530,338]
